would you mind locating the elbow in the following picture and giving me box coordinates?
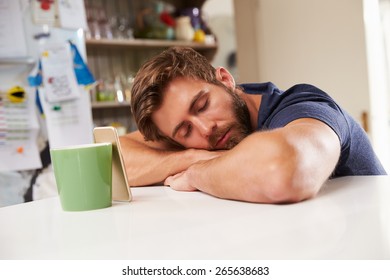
[125,168,144,187]
[263,175,318,204]
[261,146,321,203]
[248,165,320,204]
[126,174,143,187]
[126,167,160,187]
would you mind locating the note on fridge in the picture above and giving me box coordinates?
[40,42,80,103]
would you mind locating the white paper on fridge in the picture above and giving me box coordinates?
[40,42,80,103]
[38,87,94,149]
[0,88,42,171]
[0,0,28,58]
[31,0,56,26]
[57,0,87,30]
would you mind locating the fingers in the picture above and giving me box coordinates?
[164,172,197,192]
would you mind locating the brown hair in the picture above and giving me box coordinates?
[130,47,220,144]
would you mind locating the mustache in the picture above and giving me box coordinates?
[208,125,231,150]
[208,120,252,151]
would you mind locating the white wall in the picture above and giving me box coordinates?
[203,0,234,17]
[363,0,390,171]
[203,0,236,77]
[234,0,260,83]
[235,0,370,126]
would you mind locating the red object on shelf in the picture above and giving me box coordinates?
[160,11,175,27]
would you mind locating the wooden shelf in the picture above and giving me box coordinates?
[91,101,131,109]
[86,38,217,61]
[86,38,217,50]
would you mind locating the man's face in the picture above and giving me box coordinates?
[152,77,252,150]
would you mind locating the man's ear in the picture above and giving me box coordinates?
[215,67,236,89]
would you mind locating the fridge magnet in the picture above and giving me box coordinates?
[6,86,26,103]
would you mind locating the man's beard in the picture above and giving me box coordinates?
[208,87,253,150]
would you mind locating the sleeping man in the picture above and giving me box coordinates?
[119,47,386,203]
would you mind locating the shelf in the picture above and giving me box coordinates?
[91,101,131,109]
[86,37,217,64]
[86,38,217,50]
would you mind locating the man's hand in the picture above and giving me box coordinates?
[164,171,197,192]
[164,150,224,192]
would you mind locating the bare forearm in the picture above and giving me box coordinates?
[120,135,186,186]
[119,132,223,186]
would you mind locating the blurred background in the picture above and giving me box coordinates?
[0,0,389,206]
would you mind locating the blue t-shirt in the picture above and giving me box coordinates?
[240,82,387,177]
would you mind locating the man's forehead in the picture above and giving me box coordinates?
[162,77,205,102]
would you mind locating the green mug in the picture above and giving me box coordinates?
[50,143,112,211]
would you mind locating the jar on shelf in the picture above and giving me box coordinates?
[175,16,195,41]
[95,79,115,102]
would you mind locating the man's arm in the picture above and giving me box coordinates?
[165,118,341,203]
[119,130,222,186]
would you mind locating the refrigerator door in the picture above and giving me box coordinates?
[1,0,93,167]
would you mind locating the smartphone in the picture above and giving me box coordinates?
[93,126,132,202]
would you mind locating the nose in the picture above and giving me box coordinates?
[193,116,216,139]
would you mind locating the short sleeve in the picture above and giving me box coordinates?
[266,101,349,147]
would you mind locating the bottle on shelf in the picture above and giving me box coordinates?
[175,16,195,41]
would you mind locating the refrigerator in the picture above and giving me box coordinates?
[0,0,94,206]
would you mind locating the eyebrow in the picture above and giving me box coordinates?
[171,89,207,138]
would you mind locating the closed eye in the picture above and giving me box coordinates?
[172,89,209,139]
[197,98,209,113]
[183,123,192,138]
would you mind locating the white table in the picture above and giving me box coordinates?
[0,176,389,260]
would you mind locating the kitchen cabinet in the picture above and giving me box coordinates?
[85,0,217,133]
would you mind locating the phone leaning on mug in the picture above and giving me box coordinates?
[93,126,132,202]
